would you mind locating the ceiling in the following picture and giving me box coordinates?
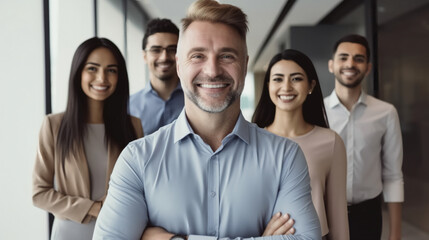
[137,0,342,72]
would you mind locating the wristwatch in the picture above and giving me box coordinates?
[170,234,187,240]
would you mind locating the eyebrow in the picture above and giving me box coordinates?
[271,72,303,77]
[149,44,177,48]
[338,53,367,59]
[188,47,239,55]
[85,62,118,68]
[271,73,284,77]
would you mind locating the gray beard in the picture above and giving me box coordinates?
[184,89,238,113]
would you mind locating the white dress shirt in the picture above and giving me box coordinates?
[324,90,404,204]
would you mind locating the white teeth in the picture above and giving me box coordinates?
[342,71,356,76]
[92,85,108,91]
[279,95,294,100]
[200,84,227,89]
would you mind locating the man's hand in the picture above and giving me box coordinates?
[262,212,295,236]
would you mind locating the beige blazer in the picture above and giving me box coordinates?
[32,112,143,223]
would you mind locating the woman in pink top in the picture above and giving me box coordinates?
[252,49,349,240]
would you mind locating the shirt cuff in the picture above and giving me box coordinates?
[383,180,404,202]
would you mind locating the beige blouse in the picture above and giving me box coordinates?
[290,126,349,240]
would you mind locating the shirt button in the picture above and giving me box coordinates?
[210,191,216,198]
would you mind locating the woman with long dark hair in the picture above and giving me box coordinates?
[252,49,349,240]
[32,37,143,239]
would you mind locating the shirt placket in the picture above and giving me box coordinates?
[346,109,354,203]
[207,154,220,236]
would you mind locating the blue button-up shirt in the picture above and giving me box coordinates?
[93,111,321,240]
[129,82,184,135]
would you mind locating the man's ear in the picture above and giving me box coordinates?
[365,62,372,77]
[328,59,334,73]
[143,51,147,63]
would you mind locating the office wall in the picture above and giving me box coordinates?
[378,3,429,233]
[50,0,95,113]
[0,1,47,239]
[126,2,147,94]
[0,1,147,239]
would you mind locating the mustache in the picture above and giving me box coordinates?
[155,60,175,65]
[341,67,359,72]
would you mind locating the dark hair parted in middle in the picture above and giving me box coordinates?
[252,49,329,128]
[142,18,179,50]
[57,37,137,165]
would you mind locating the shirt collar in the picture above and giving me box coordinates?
[327,89,368,108]
[173,110,250,145]
[143,81,183,96]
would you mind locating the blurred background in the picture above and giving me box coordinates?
[1,0,428,239]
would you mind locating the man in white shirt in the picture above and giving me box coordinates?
[324,34,404,240]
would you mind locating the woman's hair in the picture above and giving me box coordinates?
[181,0,248,41]
[252,49,329,128]
[57,37,137,164]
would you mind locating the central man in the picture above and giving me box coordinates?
[93,0,321,239]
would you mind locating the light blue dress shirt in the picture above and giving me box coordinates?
[93,111,321,240]
[129,82,184,135]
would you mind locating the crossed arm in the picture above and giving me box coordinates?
[141,213,296,240]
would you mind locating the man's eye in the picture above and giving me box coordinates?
[190,54,204,61]
[354,57,366,63]
[166,47,177,55]
[220,54,235,62]
[149,48,162,54]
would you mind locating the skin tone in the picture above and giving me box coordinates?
[176,21,248,151]
[328,42,371,110]
[141,21,294,240]
[81,47,118,123]
[80,47,118,217]
[330,42,402,240]
[144,32,180,100]
[265,60,316,138]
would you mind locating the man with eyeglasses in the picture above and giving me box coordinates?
[130,18,184,135]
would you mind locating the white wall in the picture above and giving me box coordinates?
[127,2,147,94]
[50,0,94,113]
[0,1,146,239]
[0,1,47,239]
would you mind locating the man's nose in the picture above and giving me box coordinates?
[158,49,169,60]
[203,56,222,78]
[345,58,355,68]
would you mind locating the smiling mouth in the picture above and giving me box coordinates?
[91,85,109,91]
[279,95,295,101]
[198,83,229,89]
[341,69,359,77]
